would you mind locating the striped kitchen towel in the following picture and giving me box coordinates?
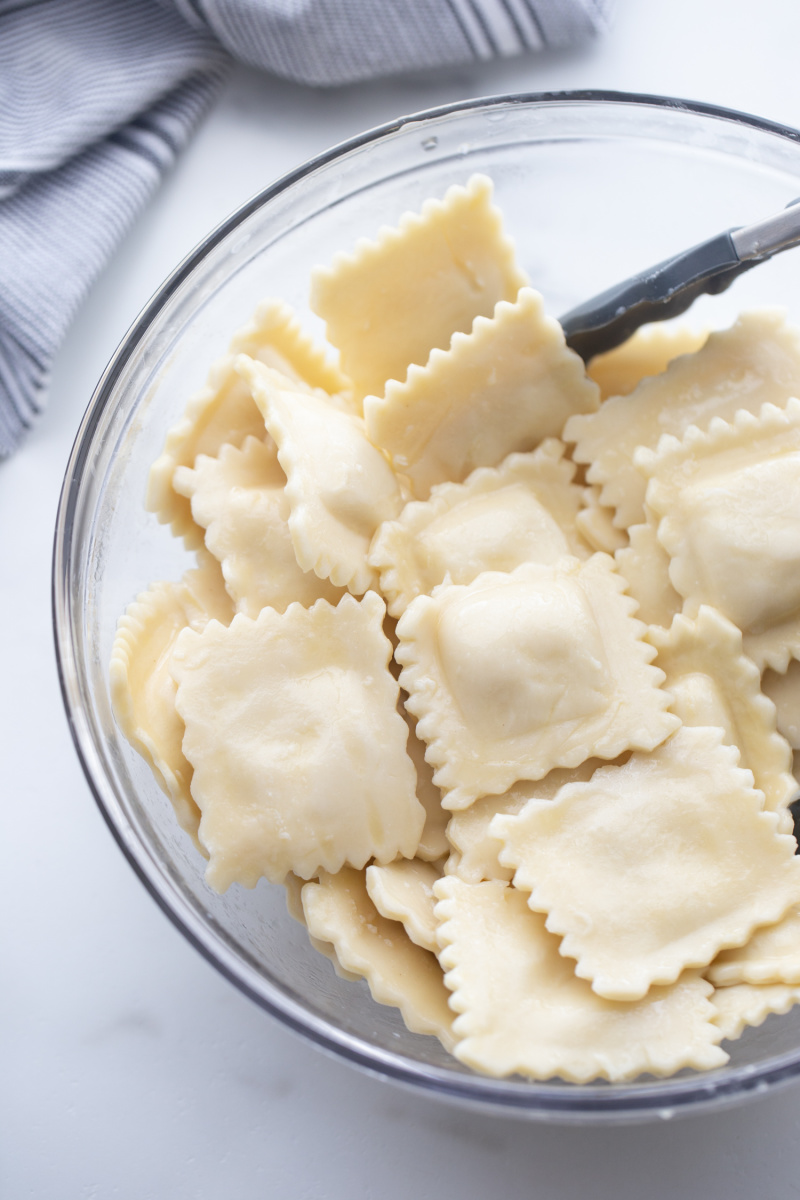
[0,0,609,455]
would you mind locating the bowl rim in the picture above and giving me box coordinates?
[53,88,800,1122]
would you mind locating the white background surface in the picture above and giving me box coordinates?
[5,1,800,1196]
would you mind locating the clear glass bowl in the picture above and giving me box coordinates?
[53,91,800,1123]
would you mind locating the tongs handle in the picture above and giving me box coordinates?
[560,199,800,363]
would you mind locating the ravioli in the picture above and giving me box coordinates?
[566,310,800,530]
[397,555,677,809]
[639,398,800,669]
[283,872,360,982]
[171,592,424,890]
[711,983,800,1042]
[369,439,588,618]
[708,904,800,988]
[575,485,627,555]
[762,660,800,749]
[110,562,233,846]
[399,697,449,862]
[239,356,402,594]
[445,761,607,886]
[615,520,681,629]
[586,323,708,400]
[434,877,726,1081]
[648,606,797,825]
[311,174,528,401]
[493,726,800,1001]
[147,298,347,544]
[173,435,343,616]
[303,868,455,1048]
[365,287,598,498]
[366,859,442,953]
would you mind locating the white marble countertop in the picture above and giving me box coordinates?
[5,1,800,1195]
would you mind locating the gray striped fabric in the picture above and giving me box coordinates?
[0,0,609,455]
[168,0,609,83]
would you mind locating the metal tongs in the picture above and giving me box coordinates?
[560,198,800,362]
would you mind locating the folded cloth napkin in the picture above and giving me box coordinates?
[0,0,609,455]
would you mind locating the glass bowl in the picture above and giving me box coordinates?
[53,91,800,1123]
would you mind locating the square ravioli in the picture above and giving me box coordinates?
[565,309,800,530]
[586,323,708,400]
[445,760,608,885]
[282,872,360,982]
[614,519,681,629]
[310,174,528,400]
[639,398,800,670]
[366,859,442,953]
[147,355,270,547]
[711,982,800,1042]
[575,485,627,555]
[110,569,233,848]
[230,296,351,397]
[170,591,424,890]
[302,868,455,1049]
[396,555,677,810]
[364,287,599,499]
[493,726,800,1001]
[648,606,797,825]
[762,660,800,750]
[237,356,402,595]
[369,439,589,618]
[173,436,344,616]
[399,697,450,862]
[147,298,348,544]
[434,878,727,1082]
[708,904,800,987]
